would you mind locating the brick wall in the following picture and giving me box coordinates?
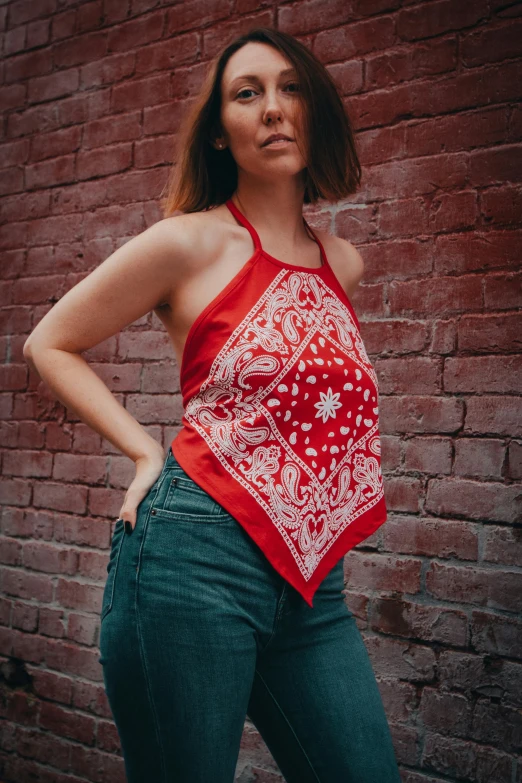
[1,1,521,781]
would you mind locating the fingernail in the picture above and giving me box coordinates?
[124,520,133,535]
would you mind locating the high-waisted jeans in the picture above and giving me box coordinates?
[98,447,401,783]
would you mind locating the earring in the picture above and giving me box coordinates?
[217,141,224,149]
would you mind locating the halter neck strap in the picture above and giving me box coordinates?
[225,198,327,268]
[225,198,262,252]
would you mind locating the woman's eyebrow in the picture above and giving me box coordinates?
[228,67,297,88]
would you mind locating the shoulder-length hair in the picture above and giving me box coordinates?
[161,26,361,216]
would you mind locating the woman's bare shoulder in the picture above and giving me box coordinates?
[314,229,365,298]
[159,205,235,257]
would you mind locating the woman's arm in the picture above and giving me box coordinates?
[23,215,195,465]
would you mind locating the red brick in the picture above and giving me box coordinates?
[366,36,457,90]
[83,110,141,150]
[0,83,26,112]
[355,124,405,167]
[431,318,457,354]
[403,436,452,474]
[420,687,471,735]
[77,0,104,33]
[382,515,478,560]
[471,610,522,658]
[29,127,81,163]
[9,0,56,26]
[372,598,467,645]
[435,230,521,274]
[25,155,75,190]
[167,0,230,35]
[71,679,109,718]
[358,238,433,282]
[484,271,522,310]
[388,274,483,316]
[26,18,50,47]
[381,394,464,434]
[38,607,66,638]
[470,144,522,187]
[0,537,23,567]
[508,441,522,480]
[51,9,76,41]
[326,59,364,97]
[444,355,522,394]
[107,10,165,52]
[76,143,132,180]
[461,19,522,67]
[350,60,522,131]
[134,135,174,168]
[343,551,422,593]
[426,478,522,524]
[0,167,24,196]
[53,31,107,68]
[480,184,522,227]
[0,138,30,168]
[135,31,199,74]
[1,568,54,602]
[278,0,352,35]
[397,0,488,40]
[23,541,78,575]
[453,437,505,479]
[27,68,79,104]
[111,73,170,112]
[39,701,96,745]
[202,10,274,59]
[425,733,499,779]
[26,213,82,245]
[103,0,130,25]
[375,356,441,394]
[483,526,522,567]
[80,51,135,88]
[32,482,88,515]
[407,107,509,157]
[4,25,26,56]
[170,61,208,99]
[82,203,144,240]
[314,16,395,63]
[66,612,99,646]
[427,560,522,613]
[4,48,53,83]
[458,312,522,352]
[143,99,186,136]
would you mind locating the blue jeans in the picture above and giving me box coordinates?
[99,447,401,783]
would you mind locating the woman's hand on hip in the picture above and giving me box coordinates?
[118,446,165,532]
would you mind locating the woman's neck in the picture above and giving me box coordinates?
[232,178,310,249]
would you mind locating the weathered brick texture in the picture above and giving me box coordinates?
[1,1,521,781]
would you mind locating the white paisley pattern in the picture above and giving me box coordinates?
[185,270,384,580]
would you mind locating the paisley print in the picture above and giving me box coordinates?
[183,270,384,581]
[171,198,388,607]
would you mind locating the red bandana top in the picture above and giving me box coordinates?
[171,198,387,607]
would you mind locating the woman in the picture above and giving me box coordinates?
[24,27,401,783]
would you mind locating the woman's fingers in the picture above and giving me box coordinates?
[117,454,164,536]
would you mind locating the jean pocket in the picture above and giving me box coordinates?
[151,473,231,523]
[100,518,125,621]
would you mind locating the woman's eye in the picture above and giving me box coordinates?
[236,88,256,99]
[235,83,300,100]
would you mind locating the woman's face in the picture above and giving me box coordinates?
[218,41,308,182]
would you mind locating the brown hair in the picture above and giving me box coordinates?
[161,26,361,216]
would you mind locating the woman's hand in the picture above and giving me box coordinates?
[118,445,166,533]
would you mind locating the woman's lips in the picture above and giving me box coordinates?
[262,139,294,148]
